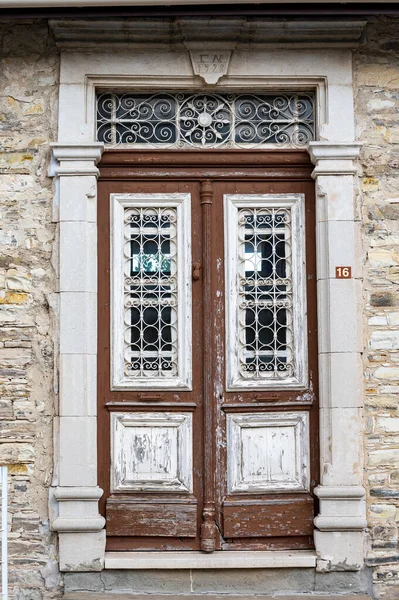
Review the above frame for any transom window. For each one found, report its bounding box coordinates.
[97,92,315,148]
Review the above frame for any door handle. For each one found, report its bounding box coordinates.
[192,261,201,281]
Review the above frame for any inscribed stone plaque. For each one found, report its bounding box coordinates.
[189,50,231,84]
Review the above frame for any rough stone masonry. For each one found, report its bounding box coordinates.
[0,13,399,600]
[354,14,399,600]
[0,18,61,600]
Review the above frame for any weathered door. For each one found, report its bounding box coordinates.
[98,151,318,552]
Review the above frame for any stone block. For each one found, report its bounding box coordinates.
[374,367,399,381]
[315,531,364,571]
[319,408,363,485]
[0,420,35,442]
[191,568,314,594]
[387,312,399,326]
[376,417,399,433]
[0,442,34,464]
[368,449,399,468]
[317,278,362,354]
[60,221,97,293]
[59,531,105,572]
[102,570,192,594]
[315,569,372,593]
[59,176,97,223]
[370,504,397,520]
[370,292,398,307]
[369,248,399,268]
[59,292,96,355]
[59,354,96,417]
[317,219,361,280]
[6,269,31,292]
[322,84,356,142]
[58,83,90,143]
[319,352,363,409]
[59,417,97,487]
[370,330,399,350]
[64,572,105,593]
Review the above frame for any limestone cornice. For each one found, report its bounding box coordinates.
[51,143,105,177]
[49,17,367,51]
[308,142,363,177]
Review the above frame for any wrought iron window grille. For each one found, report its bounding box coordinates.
[124,207,178,379]
[97,92,315,149]
[238,207,293,381]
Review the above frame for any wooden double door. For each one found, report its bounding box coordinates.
[98,151,319,552]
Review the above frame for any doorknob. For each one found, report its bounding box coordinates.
[192,261,201,281]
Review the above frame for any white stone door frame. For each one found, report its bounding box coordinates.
[50,47,366,572]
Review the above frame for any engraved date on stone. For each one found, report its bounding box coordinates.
[190,51,231,84]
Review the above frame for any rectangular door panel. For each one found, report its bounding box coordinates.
[107,498,198,537]
[226,412,310,494]
[223,497,314,538]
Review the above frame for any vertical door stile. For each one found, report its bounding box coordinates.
[200,179,217,552]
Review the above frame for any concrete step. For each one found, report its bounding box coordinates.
[63,592,372,600]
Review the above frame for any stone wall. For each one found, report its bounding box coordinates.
[354,14,399,600]
[0,19,61,600]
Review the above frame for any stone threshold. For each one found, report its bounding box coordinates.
[105,550,317,570]
[63,595,372,600]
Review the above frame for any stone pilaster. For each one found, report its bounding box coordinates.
[308,142,366,571]
[50,143,106,572]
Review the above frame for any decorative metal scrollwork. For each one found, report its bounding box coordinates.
[124,207,178,378]
[97,92,315,148]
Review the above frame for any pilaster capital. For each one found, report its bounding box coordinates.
[307,142,363,177]
[50,142,104,177]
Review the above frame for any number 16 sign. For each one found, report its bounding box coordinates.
[335,266,352,279]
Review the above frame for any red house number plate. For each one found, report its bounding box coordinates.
[335,266,352,279]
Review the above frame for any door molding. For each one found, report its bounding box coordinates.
[50,45,365,573]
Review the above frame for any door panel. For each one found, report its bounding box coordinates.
[106,498,198,537]
[98,179,204,550]
[222,497,314,538]
[209,178,318,550]
[98,151,318,552]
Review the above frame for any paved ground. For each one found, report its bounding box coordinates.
[63,595,372,599]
